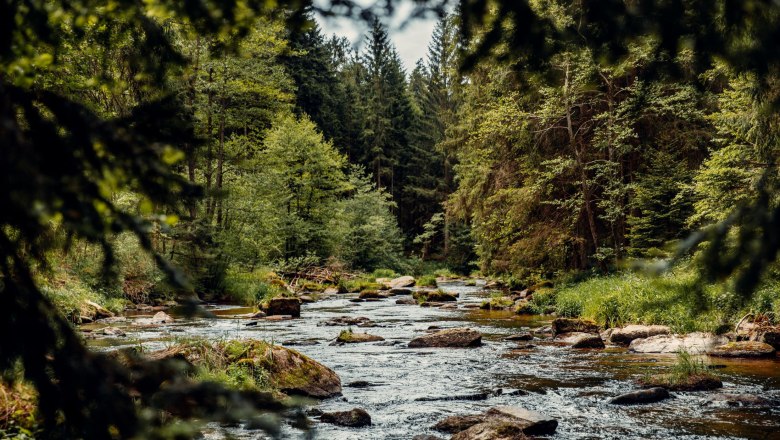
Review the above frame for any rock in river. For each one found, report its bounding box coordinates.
[609,387,670,405]
[319,408,371,427]
[413,289,457,302]
[336,331,385,343]
[359,290,387,299]
[451,420,527,440]
[710,341,776,358]
[261,297,301,318]
[705,393,775,407]
[408,328,482,348]
[433,415,487,433]
[608,325,671,345]
[390,276,416,288]
[389,287,412,295]
[628,332,729,354]
[146,340,341,398]
[435,406,557,439]
[571,333,605,349]
[551,318,599,336]
[320,316,374,327]
[505,333,533,341]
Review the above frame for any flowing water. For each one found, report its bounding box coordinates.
[86,281,780,439]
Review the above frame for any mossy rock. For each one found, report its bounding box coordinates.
[639,373,722,391]
[148,340,342,398]
[358,290,385,299]
[711,341,776,358]
[413,289,456,302]
[336,330,385,343]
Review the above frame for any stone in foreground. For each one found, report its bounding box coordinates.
[609,387,670,405]
[319,408,371,427]
[608,325,671,345]
[551,318,599,336]
[408,328,482,348]
[710,341,776,358]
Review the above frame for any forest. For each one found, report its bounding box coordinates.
[1,0,780,439]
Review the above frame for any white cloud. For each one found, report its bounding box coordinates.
[314,1,439,71]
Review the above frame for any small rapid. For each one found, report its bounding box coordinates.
[87,281,780,439]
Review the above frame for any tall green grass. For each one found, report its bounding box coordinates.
[552,266,729,332]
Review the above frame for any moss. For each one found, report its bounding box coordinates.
[465,279,477,286]
[300,281,326,292]
[480,294,514,310]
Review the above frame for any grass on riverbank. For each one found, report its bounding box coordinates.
[547,262,780,332]
[551,266,726,332]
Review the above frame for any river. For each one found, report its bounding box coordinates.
[87,281,780,439]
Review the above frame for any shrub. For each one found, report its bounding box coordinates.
[417,274,437,287]
[223,268,287,306]
[371,268,398,279]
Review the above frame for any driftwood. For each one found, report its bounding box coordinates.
[280,266,357,290]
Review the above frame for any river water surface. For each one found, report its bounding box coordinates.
[88,281,780,439]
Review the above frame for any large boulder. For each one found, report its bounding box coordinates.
[83,300,115,321]
[710,341,776,358]
[247,344,341,398]
[147,341,341,398]
[608,325,671,345]
[389,288,413,295]
[628,332,729,354]
[551,318,599,336]
[261,297,301,318]
[609,387,670,405]
[320,408,371,427]
[390,276,416,288]
[408,328,482,348]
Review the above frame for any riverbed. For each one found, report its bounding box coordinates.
[86,281,780,439]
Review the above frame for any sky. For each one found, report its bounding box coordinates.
[314,1,440,72]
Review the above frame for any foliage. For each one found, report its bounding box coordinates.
[417,274,438,287]
[222,268,287,306]
[552,264,740,332]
